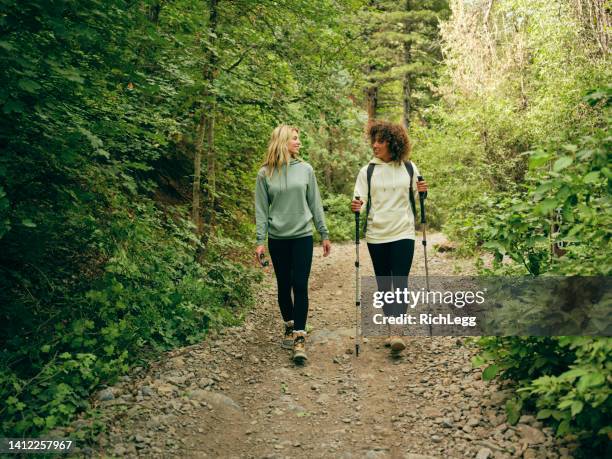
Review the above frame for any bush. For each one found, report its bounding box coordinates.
[0,197,260,437]
[473,337,611,454]
[317,193,355,242]
[470,88,611,456]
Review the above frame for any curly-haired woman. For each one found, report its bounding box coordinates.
[255,125,331,363]
[351,120,427,354]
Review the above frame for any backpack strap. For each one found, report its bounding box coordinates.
[363,163,376,234]
[404,161,417,221]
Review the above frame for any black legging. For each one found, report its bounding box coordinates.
[268,236,313,331]
[367,238,415,318]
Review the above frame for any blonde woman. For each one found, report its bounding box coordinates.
[255,125,331,363]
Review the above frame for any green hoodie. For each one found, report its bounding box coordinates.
[255,159,329,245]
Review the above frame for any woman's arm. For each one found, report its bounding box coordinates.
[255,171,269,247]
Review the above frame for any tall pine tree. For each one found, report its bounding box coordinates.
[358,0,449,125]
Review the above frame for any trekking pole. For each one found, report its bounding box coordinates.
[417,176,431,337]
[354,196,361,357]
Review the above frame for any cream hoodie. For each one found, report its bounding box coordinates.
[353,157,421,244]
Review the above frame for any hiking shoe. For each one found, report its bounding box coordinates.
[389,336,406,353]
[282,320,294,350]
[292,331,308,363]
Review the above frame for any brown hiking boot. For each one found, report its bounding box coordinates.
[282,320,294,349]
[389,336,406,353]
[292,331,308,363]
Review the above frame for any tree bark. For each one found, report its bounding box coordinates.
[148,1,161,23]
[325,126,333,189]
[193,0,219,235]
[193,113,205,234]
[402,0,412,129]
[205,112,215,227]
[402,76,411,129]
[365,83,378,123]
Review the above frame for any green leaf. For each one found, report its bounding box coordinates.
[562,144,578,153]
[0,40,16,51]
[33,417,45,427]
[570,401,583,417]
[553,156,573,172]
[482,364,499,381]
[17,79,41,93]
[21,218,36,228]
[535,198,558,214]
[482,241,506,255]
[536,409,553,420]
[577,372,605,392]
[561,368,588,381]
[528,152,551,169]
[41,344,51,353]
[583,171,600,183]
[471,354,486,367]
[506,398,522,425]
[533,182,554,198]
[556,419,571,436]
[558,399,573,410]
[45,415,57,429]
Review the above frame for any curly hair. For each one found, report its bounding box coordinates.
[367,120,411,163]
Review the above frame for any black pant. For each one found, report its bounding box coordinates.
[367,239,415,318]
[268,236,313,331]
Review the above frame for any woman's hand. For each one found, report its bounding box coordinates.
[351,199,363,212]
[417,180,428,193]
[322,239,331,257]
[255,245,265,264]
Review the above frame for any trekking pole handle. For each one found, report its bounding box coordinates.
[258,252,269,267]
[354,196,360,242]
[417,176,426,224]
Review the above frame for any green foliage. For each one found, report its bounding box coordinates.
[356,0,450,123]
[317,194,356,242]
[422,1,612,454]
[459,87,611,276]
[0,199,259,436]
[473,336,611,451]
[1,0,354,439]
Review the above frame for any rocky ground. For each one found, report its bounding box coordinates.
[71,234,579,458]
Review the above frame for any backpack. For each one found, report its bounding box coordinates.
[362,161,418,235]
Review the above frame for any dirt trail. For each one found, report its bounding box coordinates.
[91,234,575,459]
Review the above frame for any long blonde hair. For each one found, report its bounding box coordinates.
[264,125,299,176]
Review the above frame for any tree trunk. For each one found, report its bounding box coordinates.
[402,0,412,129]
[365,84,378,123]
[204,0,219,229]
[193,113,205,234]
[193,0,219,235]
[205,113,215,227]
[402,76,411,129]
[148,1,161,23]
[325,126,333,189]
